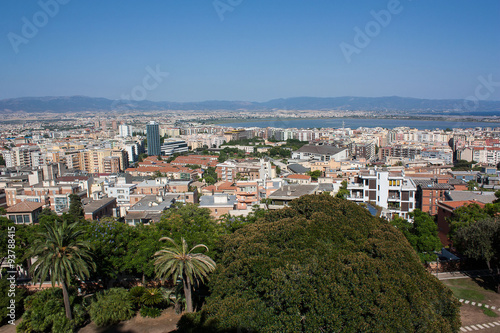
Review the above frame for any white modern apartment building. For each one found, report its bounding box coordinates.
[347,169,416,220]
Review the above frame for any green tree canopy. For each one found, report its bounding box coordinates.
[81,218,134,283]
[156,203,223,250]
[449,203,491,237]
[390,209,442,262]
[203,166,218,185]
[28,220,95,320]
[307,170,321,181]
[68,194,84,221]
[335,180,349,198]
[178,195,460,332]
[454,217,500,272]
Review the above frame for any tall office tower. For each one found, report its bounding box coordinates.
[147,121,161,156]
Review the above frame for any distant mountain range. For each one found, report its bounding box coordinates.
[0,95,499,114]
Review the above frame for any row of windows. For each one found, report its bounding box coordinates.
[9,214,31,224]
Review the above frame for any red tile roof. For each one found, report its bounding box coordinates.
[287,174,311,180]
[438,200,485,211]
[6,201,44,213]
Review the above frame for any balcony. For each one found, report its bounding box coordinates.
[387,203,401,210]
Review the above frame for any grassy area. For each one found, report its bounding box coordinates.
[482,307,499,317]
[443,279,489,302]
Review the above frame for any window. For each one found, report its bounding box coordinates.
[23,215,30,223]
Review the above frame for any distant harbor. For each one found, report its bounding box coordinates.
[218,117,500,130]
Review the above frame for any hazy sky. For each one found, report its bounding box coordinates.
[1,0,499,102]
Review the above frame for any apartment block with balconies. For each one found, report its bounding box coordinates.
[347,169,416,220]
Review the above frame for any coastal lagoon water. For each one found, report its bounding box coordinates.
[219,118,500,130]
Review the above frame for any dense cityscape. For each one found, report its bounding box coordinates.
[2,1,500,332]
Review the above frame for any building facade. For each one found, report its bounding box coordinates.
[147,121,161,156]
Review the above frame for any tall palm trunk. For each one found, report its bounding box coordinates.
[61,281,73,320]
[183,277,193,312]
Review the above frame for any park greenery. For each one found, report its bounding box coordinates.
[451,159,481,171]
[390,209,442,262]
[178,195,461,332]
[3,192,490,332]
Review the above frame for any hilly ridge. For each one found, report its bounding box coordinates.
[0,95,499,114]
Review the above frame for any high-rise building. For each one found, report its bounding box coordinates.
[119,124,132,138]
[147,121,161,156]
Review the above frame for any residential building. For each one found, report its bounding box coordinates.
[6,201,44,224]
[83,197,117,220]
[347,169,416,220]
[199,194,239,217]
[292,145,348,161]
[286,174,312,185]
[268,184,319,209]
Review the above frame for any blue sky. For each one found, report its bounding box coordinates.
[1,0,499,102]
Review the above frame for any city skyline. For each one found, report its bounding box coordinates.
[1,0,499,103]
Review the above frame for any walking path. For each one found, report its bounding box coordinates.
[460,322,500,331]
[436,270,495,281]
[458,299,499,311]
[458,299,500,331]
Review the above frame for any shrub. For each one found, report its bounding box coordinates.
[129,286,146,308]
[140,288,164,306]
[0,277,27,325]
[89,288,135,327]
[16,288,87,333]
[140,306,162,318]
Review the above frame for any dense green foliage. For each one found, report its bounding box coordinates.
[157,203,222,250]
[140,306,162,318]
[203,166,218,185]
[267,146,291,158]
[390,209,442,262]
[28,220,95,319]
[89,288,135,327]
[454,217,500,271]
[307,170,321,180]
[448,202,500,237]
[178,195,461,332]
[222,138,265,146]
[17,288,88,333]
[451,159,476,171]
[0,277,26,325]
[68,194,84,220]
[335,180,349,198]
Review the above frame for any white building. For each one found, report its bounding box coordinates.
[347,169,416,220]
[119,124,133,138]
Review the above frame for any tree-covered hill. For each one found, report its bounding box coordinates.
[178,195,461,332]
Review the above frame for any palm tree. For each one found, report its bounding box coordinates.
[153,237,216,313]
[29,219,95,320]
